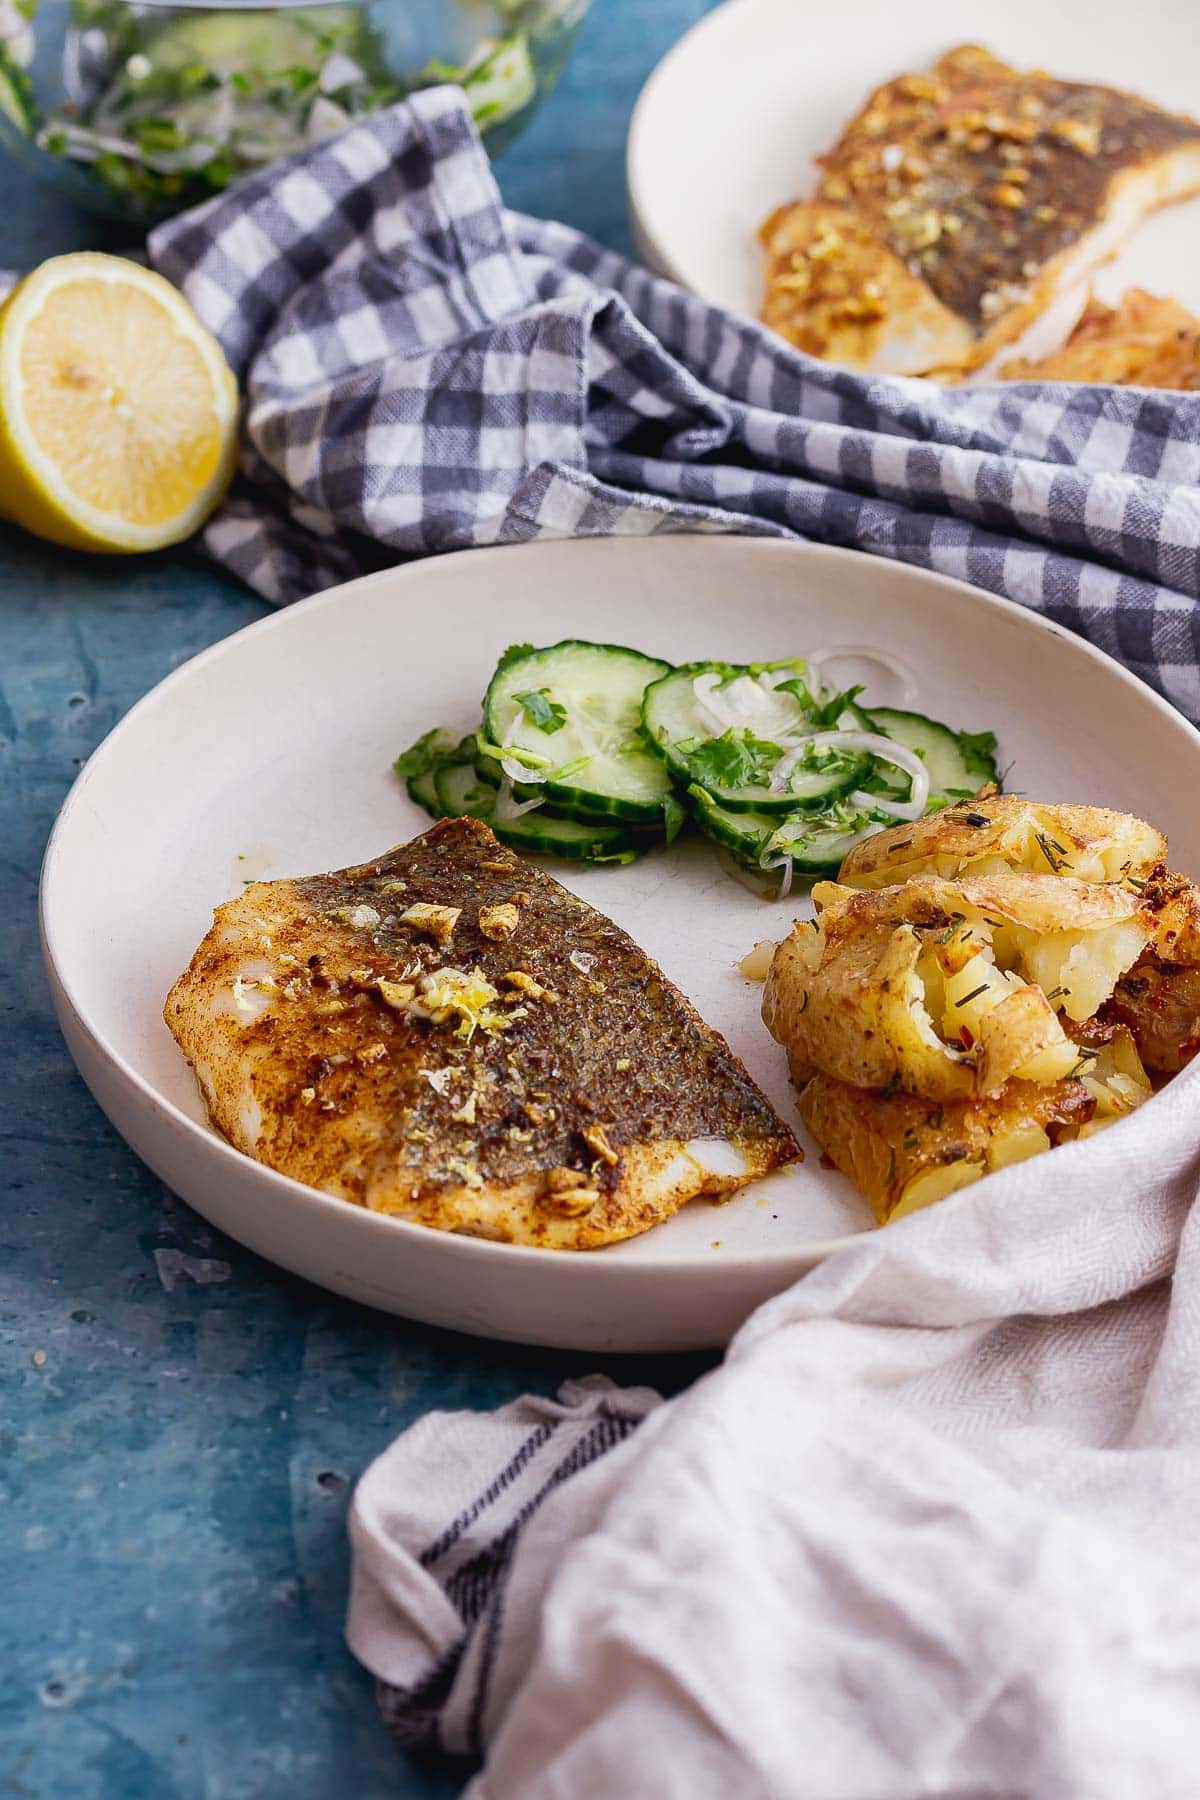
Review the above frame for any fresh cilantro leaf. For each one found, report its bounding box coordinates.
[775,677,818,711]
[957,728,998,765]
[662,794,687,845]
[419,55,465,83]
[683,729,781,791]
[178,62,218,95]
[135,117,185,155]
[858,767,910,798]
[775,679,863,727]
[274,64,320,95]
[814,683,864,728]
[393,727,463,780]
[768,795,874,854]
[514,688,568,734]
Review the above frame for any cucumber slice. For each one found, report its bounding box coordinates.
[500,813,639,865]
[687,786,773,866]
[689,787,884,879]
[477,743,681,835]
[138,7,364,78]
[474,738,669,834]
[0,45,37,137]
[763,813,884,876]
[406,767,441,817]
[483,640,674,823]
[434,761,497,821]
[643,661,868,813]
[642,661,806,778]
[475,728,627,818]
[867,709,999,804]
[482,763,683,838]
[473,744,500,787]
[435,761,641,865]
[459,34,536,128]
[394,727,471,819]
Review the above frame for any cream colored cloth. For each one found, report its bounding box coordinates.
[348,1061,1200,1797]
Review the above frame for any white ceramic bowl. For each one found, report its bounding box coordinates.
[41,536,1200,1350]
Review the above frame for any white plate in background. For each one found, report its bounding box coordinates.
[627,0,1200,359]
[40,536,1200,1350]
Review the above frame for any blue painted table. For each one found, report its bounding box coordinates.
[0,7,718,1793]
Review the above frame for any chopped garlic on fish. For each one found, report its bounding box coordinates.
[401,902,461,945]
[329,903,381,929]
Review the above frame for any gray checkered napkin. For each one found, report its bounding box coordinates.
[150,87,1200,718]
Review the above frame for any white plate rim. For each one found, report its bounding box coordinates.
[39,535,1200,1301]
[626,0,745,290]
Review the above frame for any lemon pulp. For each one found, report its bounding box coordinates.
[0,253,238,553]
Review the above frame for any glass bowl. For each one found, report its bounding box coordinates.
[0,0,589,223]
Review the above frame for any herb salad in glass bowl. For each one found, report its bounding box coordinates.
[0,0,589,221]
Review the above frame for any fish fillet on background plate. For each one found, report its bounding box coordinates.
[1001,287,1200,388]
[164,817,799,1250]
[760,43,1200,376]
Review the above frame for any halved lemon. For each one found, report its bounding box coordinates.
[0,252,239,554]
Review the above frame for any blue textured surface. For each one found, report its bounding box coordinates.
[0,6,717,1795]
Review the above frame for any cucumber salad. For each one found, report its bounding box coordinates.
[0,1,582,217]
[395,639,1001,895]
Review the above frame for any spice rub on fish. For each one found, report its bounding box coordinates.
[164,817,799,1249]
[760,44,1200,376]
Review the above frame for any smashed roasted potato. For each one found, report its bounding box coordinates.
[798,1071,1098,1223]
[838,795,1165,890]
[762,798,1195,1224]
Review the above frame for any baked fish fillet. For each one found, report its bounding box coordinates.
[165,817,799,1249]
[761,44,1200,376]
[1002,287,1200,389]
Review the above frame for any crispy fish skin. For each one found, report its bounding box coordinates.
[164,817,799,1249]
[762,44,1200,375]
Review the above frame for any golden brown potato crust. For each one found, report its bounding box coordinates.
[800,1071,1095,1225]
[838,795,1165,889]
[762,798,1200,1222]
[839,803,1200,1082]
